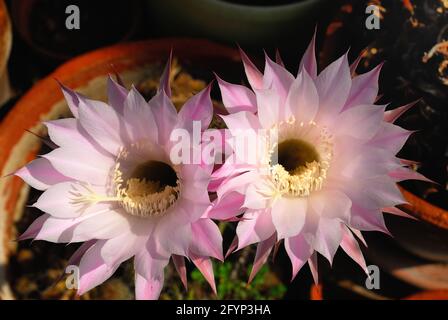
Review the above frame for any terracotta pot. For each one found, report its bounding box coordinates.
[310,283,448,300]
[0,38,240,299]
[0,0,12,107]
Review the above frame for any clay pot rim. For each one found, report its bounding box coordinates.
[0,0,12,73]
[398,185,448,230]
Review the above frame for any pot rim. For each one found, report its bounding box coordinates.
[0,0,12,73]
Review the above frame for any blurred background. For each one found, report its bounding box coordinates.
[0,0,447,300]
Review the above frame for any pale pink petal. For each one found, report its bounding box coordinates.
[236,209,276,249]
[254,87,280,128]
[284,234,313,281]
[67,240,96,267]
[107,75,128,114]
[43,146,114,186]
[239,47,264,90]
[32,182,110,218]
[286,69,319,123]
[350,203,390,234]
[33,209,132,243]
[310,189,352,222]
[275,49,285,67]
[368,122,413,154]
[315,53,351,116]
[216,75,257,113]
[159,51,173,97]
[45,118,91,149]
[243,183,270,210]
[383,100,418,123]
[153,213,192,257]
[298,30,318,79]
[123,86,158,143]
[343,63,383,111]
[177,84,213,132]
[18,214,50,240]
[349,227,367,247]
[340,225,368,274]
[204,192,244,221]
[333,104,385,140]
[216,171,259,200]
[271,197,307,240]
[134,249,168,300]
[388,167,434,183]
[220,111,261,136]
[382,206,417,220]
[190,253,216,295]
[58,82,81,118]
[308,252,319,284]
[78,96,127,156]
[100,232,144,267]
[225,235,239,258]
[263,53,294,105]
[366,175,406,208]
[148,90,177,145]
[15,157,69,190]
[190,219,223,260]
[312,218,343,264]
[77,240,120,296]
[349,49,365,76]
[248,233,276,283]
[172,255,188,290]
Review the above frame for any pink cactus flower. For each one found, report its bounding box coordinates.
[15,58,222,299]
[210,34,429,283]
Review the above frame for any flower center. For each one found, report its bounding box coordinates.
[276,139,320,175]
[269,118,333,197]
[113,144,180,218]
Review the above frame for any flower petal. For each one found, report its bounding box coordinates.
[286,69,319,123]
[315,53,351,117]
[43,146,114,186]
[271,197,307,240]
[216,75,257,113]
[190,219,223,260]
[177,84,213,132]
[239,47,264,90]
[77,240,120,296]
[284,233,313,281]
[123,86,159,143]
[107,75,128,114]
[340,225,368,274]
[172,255,188,290]
[248,233,276,283]
[236,209,276,249]
[33,182,110,218]
[263,54,294,105]
[15,157,69,190]
[78,96,127,155]
[190,252,216,295]
[149,90,177,145]
[298,30,318,79]
[343,63,382,111]
[333,104,385,140]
